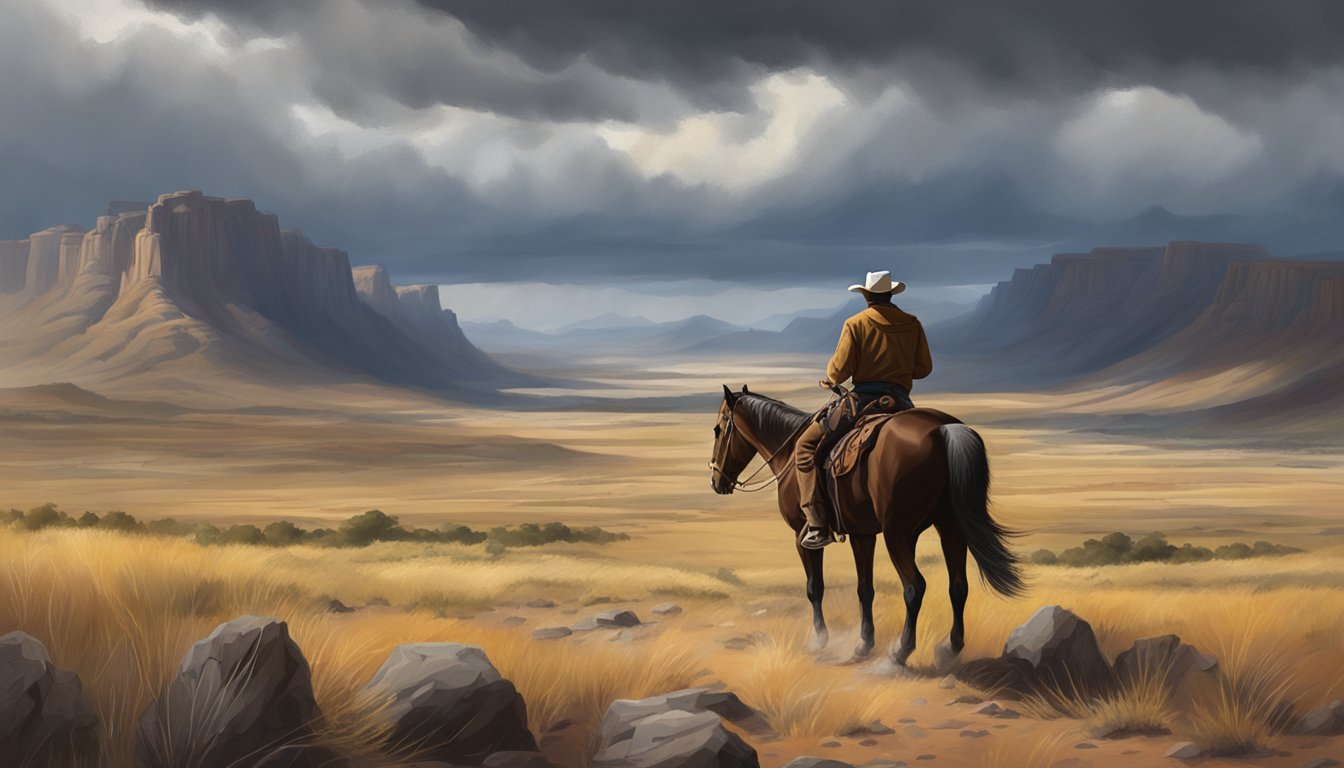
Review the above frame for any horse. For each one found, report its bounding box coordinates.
[708,384,1023,668]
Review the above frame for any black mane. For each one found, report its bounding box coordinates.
[738,392,811,449]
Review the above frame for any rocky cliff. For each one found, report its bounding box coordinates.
[0,191,529,399]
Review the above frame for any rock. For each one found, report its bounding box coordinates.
[930,720,969,730]
[532,627,573,640]
[840,720,894,737]
[483,751,562,768]
[911,698,927,705]
[1113,634,1218,695]
[1003,606,1114,696]
[135,616,326,768]
[1303,759,1341,768]
[526,599,557,609]
[1164,742,1206,759]
[652,603,683,617]
[362,643,536,764]
[783,758,855,768]
[1291,701,1344,735]
[859,739,877,746]
[325,598,355,613]
[724,632,769,651]
[950,694,983,705]
[971,702,1001,716]
[1074,742,1097,749]
[595,609,642,628]
[365,597,391,607]
[592,707,758,768]
[960,730,989,738]
[0,631,100,767]
[822,741,842,748]
[503,616,527,625]
[601,688,774,737]
[938,675,956,689]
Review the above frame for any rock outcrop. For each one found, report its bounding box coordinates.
[0,191,528,399]
[362,643,536,765]
[956,606,1115,698]
[135,616,330,768]
[1112,634,1218,694]
[0,631,100,768]
[592,697,759,768]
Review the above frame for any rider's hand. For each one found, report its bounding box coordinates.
[818,378,833,388]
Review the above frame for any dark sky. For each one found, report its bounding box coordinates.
[5,0,1344,286]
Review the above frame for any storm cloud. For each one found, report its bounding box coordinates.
[4,0,1344,288]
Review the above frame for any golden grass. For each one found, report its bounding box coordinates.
[3,527,1344,766]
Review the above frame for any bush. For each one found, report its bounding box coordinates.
[338,509,404,547]
[99,511,143,533]
[218,524,265,546]
[263,520,305,546]
[1036,532,1301,568]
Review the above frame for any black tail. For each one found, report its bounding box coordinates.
[939,423,1026,598]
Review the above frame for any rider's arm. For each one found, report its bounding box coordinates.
[913,321,933,379]
[826,321,858,386]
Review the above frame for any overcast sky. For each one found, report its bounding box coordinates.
[5,0,1344,324]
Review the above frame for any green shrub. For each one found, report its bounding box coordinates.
[263,520,306,546]
[338,509,404,547]
[98,511,143,533]
[1030,548,1058,565]
[219,524,265,546]
[1036,532,1301,568]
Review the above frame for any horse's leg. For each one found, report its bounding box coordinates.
[797,542,828,652]
[883,532,926,667]
[934,519,969,673]
[849,533,877,658]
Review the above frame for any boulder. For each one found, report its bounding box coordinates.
[1291,700,1344,735]
[0,632,100,767]
[593,707,757,768]
[1113,635,1217,695]
[135,616,327,768]
[596,609,642,628]
[652,603,683,617]
[1003,606,1114,696]
[596,688,772,738]
[363,643,536,764]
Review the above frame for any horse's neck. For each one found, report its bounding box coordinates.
[737,404,802,471]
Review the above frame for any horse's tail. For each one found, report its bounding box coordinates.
[939,423,1026,598]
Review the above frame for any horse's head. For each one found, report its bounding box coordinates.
[709,384,757,495]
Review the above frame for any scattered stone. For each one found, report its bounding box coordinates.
[362,643,536,764]
[1291,701,1344,735]
[0,631,100,767]
[595,609,641,628]
[1074,742,1097,750]
[897,718,917,724]
[859,739,878,747]
[931,719,970,730]
[365,597,391,607]
[532,627,573,640]
[938,675,956,689]
[1003,605,1115,697]
[782,759,854,768]
[325,598,355,613]
[1164,742,1206,759]
[599,688,774,737]
[583,596,615,606]
[134,616,327,768]
[823,741,842,748]
[503,616,527,625]
[916,756,936,762]
[840,720,894,737]
[911,697,927,706]
[526,599,557,609]
[592,705,757,768]
[751,609,768,616]
[971,702,1001,715]
[1303,759,1341,768]
[724,632,769,651]
[651,603,683,617]
[858,761,907,768]
[960,729,989,738]
[949,694,982,705]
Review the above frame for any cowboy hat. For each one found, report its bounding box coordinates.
[848,270,906,295]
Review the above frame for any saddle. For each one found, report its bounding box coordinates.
[820,393,909,478]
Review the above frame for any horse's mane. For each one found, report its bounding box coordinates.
[738,392,810,446]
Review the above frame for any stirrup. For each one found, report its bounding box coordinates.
[799,526,836,550]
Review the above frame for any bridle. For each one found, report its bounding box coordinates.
[709,394,830,493]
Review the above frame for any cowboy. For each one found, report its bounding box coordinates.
[795,270,933,549]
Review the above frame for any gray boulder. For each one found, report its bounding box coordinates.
[596,610,642,628]
[363,643,536,764]
[0,632,100,768]
[1113,635,1217,694]
[135,616,328,768]
[1003,606,1114,697]
[605,688,773,737]
[1291,700,1344,735]
[593,707,757,768]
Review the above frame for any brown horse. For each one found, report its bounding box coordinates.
[709,385,1023,668]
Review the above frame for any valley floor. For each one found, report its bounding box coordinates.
[0,352,1342,767]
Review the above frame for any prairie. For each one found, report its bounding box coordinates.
[1,354,1342,767]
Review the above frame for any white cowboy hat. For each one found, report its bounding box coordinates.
[848,270,906,295]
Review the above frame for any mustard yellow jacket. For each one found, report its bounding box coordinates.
[826,305,933,391]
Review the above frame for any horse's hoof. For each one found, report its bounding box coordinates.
[890,640,914,667]
[853,641,875,660]
[934,638,962,674]
[807,630,830,653]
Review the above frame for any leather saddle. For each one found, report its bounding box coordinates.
[821,393,909,478]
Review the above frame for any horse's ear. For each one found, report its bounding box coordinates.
[741,385,750,394]
[722,384,735,402]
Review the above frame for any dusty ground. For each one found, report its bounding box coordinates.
[1,352,1342,767]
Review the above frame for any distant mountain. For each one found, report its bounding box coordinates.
[0,190,535,402]
[554,313,657,332]
[463,313,748,356]
[937,240,1344,433]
